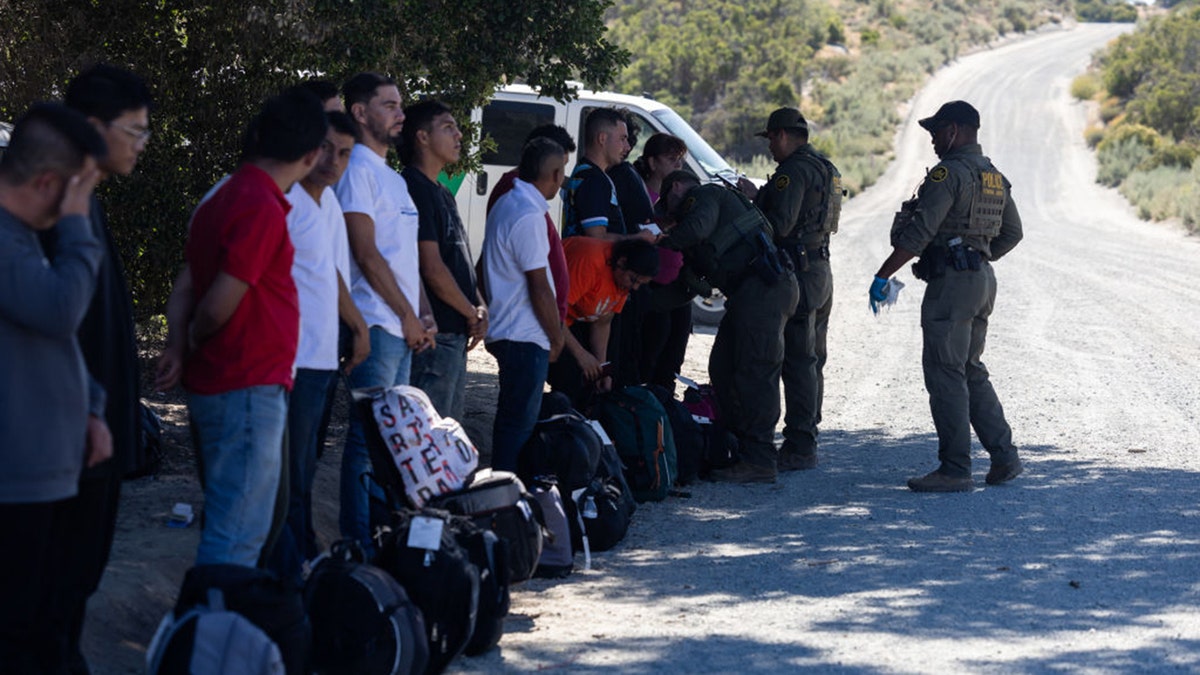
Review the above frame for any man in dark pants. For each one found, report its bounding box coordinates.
[743,107,842,471]
[59,64,153,674]
[660,171,798,484]
[870,100,1023,493]
[1,103,110,675]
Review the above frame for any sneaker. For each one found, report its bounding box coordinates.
[907,470,974,493]
[779,450,818,472]
[710,462,777,484]
[986,458,1023,485]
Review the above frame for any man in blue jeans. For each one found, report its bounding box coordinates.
[482,138,568,470]
[404,99,488,420]
[336,73,434,552]
[177,87,327,566]
[273,111,370,578]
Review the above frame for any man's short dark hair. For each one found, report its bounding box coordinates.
[64,64,153,123]
[517,137,564,183]
[611,238,660,278]
[0,103,108,184]
[326,110,359,142]
[243,86,327,163]
[660,169,701,206]
[301,79,340,104]
[398,99,453,165]
[584,107,625,146]
[618,107,642,149]
[342,72,396,112]
[525,124,576,154]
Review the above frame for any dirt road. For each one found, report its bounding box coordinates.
[88,21,1200,674]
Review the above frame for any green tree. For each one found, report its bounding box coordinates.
[0,0,626,320]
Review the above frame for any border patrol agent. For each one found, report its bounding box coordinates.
[748,107,843,471]
[660,171,799,484]
[870,100,1024,493]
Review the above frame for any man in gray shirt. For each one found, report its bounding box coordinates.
[0,102,110,673]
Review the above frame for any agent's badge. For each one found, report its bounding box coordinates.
[928,166,949,183]
[774,174,791,190]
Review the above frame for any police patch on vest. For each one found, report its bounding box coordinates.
[929,166,948,182]
[774,174,790,190]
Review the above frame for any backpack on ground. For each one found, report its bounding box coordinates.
[593,386,677,502]
[646,384,702,486]
[681,383,740,475]
[518,411,603,493]
[146,586,284,675]
[149,564,311,675]
[562,430,637,553]
[373,508,480,674]
[528,476,574,579]
[452,526,510,656]
[304,540,429,675]
[427,468,544,585]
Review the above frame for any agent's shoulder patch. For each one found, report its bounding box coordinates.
[928,166,949,183]
[774,174,791,190]
[681,196,697,213]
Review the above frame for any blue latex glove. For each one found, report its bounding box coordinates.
[869,276,889,315]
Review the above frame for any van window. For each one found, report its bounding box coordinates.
[481,100,556,166]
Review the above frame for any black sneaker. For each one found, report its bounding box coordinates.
[907,470,974,493]
[986,458,1023,485]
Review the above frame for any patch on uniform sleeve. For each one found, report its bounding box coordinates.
[928,166,949,183]
[682,196,696,213]
[774,174,791,190]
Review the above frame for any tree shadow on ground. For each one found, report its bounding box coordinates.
[454,427,1200,673]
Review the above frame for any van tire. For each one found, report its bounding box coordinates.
[692,292,726,326]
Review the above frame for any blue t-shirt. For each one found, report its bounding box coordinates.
[561,161,627,238]
[403,166,477,336]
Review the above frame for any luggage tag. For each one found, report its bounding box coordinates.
[407,515,444,567]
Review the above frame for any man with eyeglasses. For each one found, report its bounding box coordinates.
[870,100,1024,493]
[48,63,154,673]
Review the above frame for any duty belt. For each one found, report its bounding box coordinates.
[912,244,984,281]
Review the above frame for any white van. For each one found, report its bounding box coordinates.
[451,84,742,323]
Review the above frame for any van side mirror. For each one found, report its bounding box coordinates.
[475,170,489,196]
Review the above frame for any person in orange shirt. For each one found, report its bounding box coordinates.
[547,236,658,408]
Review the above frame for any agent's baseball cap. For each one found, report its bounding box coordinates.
[756,107,808,137]
[919,100,980,131]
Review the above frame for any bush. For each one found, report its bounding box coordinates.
[1084,126,1106,149]
[1118,164,1194,222]
[1096,128,1158,186]
[1071,73,1101,101]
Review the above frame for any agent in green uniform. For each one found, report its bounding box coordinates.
[744,107,843,471]
[660,171,799,484]
[870,100,1024,493]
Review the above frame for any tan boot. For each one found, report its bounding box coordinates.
[907,470,974,493]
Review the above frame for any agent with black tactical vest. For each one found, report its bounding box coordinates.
[870,100,1024,493]
[660,170,799,484]
[740,107,843,472]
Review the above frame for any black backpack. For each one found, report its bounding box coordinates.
[565,433,637,553]
[147,587,283,675]
[168,565,311,675]
[304,541,429,674]
[373,508,480,674]
[427,468,544,585]
[519,411,603,493]
[452,526,510,656]
[646,384,702,485]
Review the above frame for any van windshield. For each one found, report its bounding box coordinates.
[651,108,736,180]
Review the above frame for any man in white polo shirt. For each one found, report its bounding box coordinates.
[483,137,567,471]
[335,72,434,552]
[272,110,370,579]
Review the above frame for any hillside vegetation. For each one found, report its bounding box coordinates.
[606,0,1077,194]
[1074,3,1200,231]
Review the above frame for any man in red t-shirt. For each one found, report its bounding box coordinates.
[180,87,327,567]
